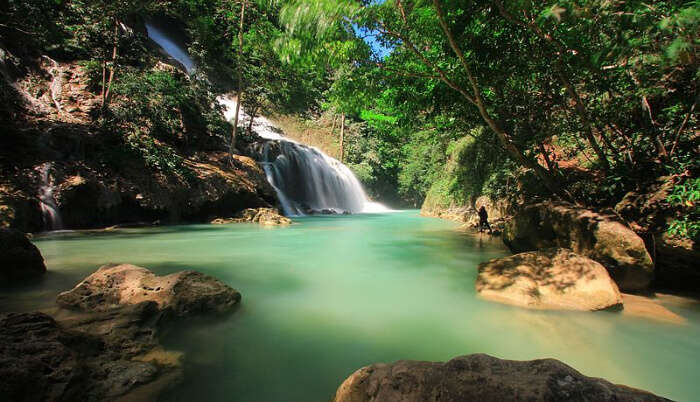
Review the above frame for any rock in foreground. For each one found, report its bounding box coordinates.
[0,264,241,401]
[211,207,291,226]
[57,264,241,319]
[334,354,668,402]
[0,228,46,281]
[503,202,653,292]
[476,248,623,311]
[0,311,181,402]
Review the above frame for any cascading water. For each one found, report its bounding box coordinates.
[144,22,195,74]
[219,97,390,215]
[144,24,389,216]
[35,162,64,231]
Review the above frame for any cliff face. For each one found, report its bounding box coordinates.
[0,43,277,232]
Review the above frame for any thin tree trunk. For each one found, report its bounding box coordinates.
[539,142,556,173]
[100,58,107,106]
[339,113,345,163]
[669,97,697,157]
[103,21,119,108]
[330,114,337,135]
[247,106,257,135]
[229,0,246,163]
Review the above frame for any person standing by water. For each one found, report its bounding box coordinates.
[478,206,492,233]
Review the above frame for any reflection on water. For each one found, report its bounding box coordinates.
[8,211,700,401]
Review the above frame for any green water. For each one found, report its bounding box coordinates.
[5,211,700,401]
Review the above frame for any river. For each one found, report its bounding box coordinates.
[4,211,700,401]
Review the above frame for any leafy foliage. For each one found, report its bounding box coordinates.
[668,177,700,239]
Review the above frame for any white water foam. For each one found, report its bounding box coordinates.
[35,162,64,231]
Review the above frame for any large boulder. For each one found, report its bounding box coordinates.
[56,264,241,319]
[503,202,653,292]
[333,354,668,402]
[476,248,623,311]
[0,228,46,281]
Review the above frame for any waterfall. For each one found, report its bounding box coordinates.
[219,97,390,216]
[35,162,64,231]
[145,22,195,74]
[145,25,390,216]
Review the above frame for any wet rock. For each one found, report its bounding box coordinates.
[56,264,241,319]
[0,228,46,281]
[0,311,177,402]
[0,264,242,400]
[0,312,90,402]
[333,353,668,402]
[476,248,623,311]
[503,202,653,292]
[211,207,291,226]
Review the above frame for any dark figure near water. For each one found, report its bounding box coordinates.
[478,206,492,233]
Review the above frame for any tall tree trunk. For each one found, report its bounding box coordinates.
[229,0,246,164]
[103,21,119,108]
[339,113,345,162]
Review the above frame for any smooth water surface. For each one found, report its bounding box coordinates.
[6,211,700,401]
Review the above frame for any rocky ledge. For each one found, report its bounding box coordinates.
[503,202,653,292]
[1,264,240,401]
[333,353,669,402]
[476,248,623,311]
[211,207,291,226]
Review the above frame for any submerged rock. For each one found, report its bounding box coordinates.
[56,264,241,319]
[503,202,653,292]
[211,207,291,226]
[0,228,46,281]
[333,353,668,402]
[476,248,623,311]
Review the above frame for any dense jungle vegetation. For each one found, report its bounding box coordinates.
[1,0,698,238]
